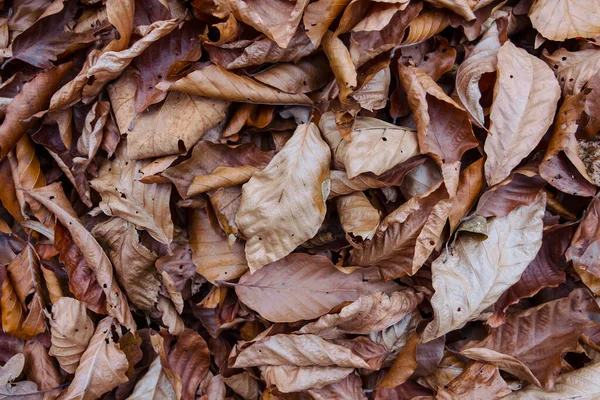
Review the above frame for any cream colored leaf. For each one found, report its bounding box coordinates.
[92,218,160,312]
[73,101,110,173]
[187,166,258,197]
[157,64,312,105]
[126,356,179,400]
[351,67,391,111]
[29,183,135,330]
[234,334,370,369]
[529,0,600,41]
[456,19,505,127]
[189,208,247,283]
[108,70,228,160]
[422,192,546,342]
[484,41,560,186]
[261,365,353,393]
[48,298,94,374]
[335,191,381,240]
[320,112,419,179]
[0,354,25,385]
[235,123,330,270]
[156,296,184,336]
[541,48,600,96]
[90,144,174,245]
[235,253,400,322]
[299,291,422,339]
[82,19,178,103]
[59,317,129,400]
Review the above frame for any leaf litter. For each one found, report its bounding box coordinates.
[0,0,599,399]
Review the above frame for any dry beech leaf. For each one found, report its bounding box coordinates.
[235,123,330,270]
[435,362,511,400]
[402,9,450,46]
[126,348,181,400]
[308,372,367,400]
[167,329,211,400]
[456,19,507,127]
[92,218,160,312]
[322,31,357,102]
[424,0,476,21]
[253,53,333,94]
[59,317,129,400]
[189,208,248,283]
[567,197,600,277]
[47,297,94,374]
[484,41,560,186]
[335,191,381,240]
[28,183,135,330]
[319,112,419,179]
[261,365,354,393]
[299,290,423,338]
[0,353,25,385]
[23,339,61,393]
[157,64,312,105]
[529,0,600,41]
[303,0,352,47]
[235,253,400,322]
[90,144,174,245]
[398,64,478,195]
[540,91,597,197]
[108,70,229,160]
[541,48,600,96]
[422,192,546,342]
[461,288,600,389]
[449,158,485,231]
[187,165,258,197]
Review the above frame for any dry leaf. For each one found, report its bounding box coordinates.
[529,0,600,41]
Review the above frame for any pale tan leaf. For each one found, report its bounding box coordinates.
[335,192,381,240]
[308,372,367,400]
[402,9,449,45]
[90,144,174,245]
[126,356,180,400]
[187,166,258,197]
[157,64,312,105]
[235,123,330,270]
[351,67,391,111]
[320,112,419,179]
[0,353,25,385]
[484,41,560,186]
[233,333,371,368]
[435,362,511,400]
[261,365,353,393]
[73,101,110,173]
[424,0,475,20]
[28,183,135,330]
[299,291,422,339]
[529,0,600,41]
[23,339,61,392]
[235,253,400,323]
[92,218,160,312]
[422,192,546,342]
[541,48,600,96]
[58,317,129,400]
[253,53,333,94]
[189,208,247,283]
[322,32,357,101]
[303,0,352,47]
[41,264,63,305]
[107,70,228,160]
[223,372,259,400]
[456,19,506,127]
[48,297,94,374]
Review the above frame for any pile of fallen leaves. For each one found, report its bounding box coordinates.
[0,0,600,398]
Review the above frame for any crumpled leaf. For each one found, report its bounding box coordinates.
[308,372,367,400]
[126,351,181,400]
[484,41,560,186]
[235,253,400,323]
[461,288,600,389]
[435,362,511,400]
[23,339,61,393]
[567,197,600,276]
[542,48,600,96]
[167,329,211,400]
[59,317,129,400]
[422,192,546,342]
[235,123,330,270]
[529,0,600,41]
[335,191,381,241]
[320,112,419,179]
[90,144,174,245]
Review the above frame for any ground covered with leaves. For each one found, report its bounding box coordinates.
[0,0,600,398]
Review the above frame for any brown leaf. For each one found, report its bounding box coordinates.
[157,64,312,105]
[303,0,352,47]
[59,317,129,400]
[92,218,160,312]
[424,0,475,21]
[253,53,333,94]
[168,329,211,400]
[567,197,600,276]
[322,31,357,102]
[235,123,330,270]
[489,223,574,327]
[223,372,259,400]
[261,365,353,393]
[484,41,560,186]
[189,208,248,283]
[23,339,61,392]
[187,166,258,197]
[348,181,450,279]
[73,101,111,174]
[29,183,135,330]
[335,192,381,240]
[529,0,600,41]
[540,91,597,197]
[435,362,511,400]
[108,70,228,160]
[47,297,94,374]
[235,253,400,322]
[0,62,71,160]
[541,48,600,96]
[308,372,367,400]
[402,9,449,46]
[422,192,546,342]
[320,112,419,179]
[126,350,181,400]
[1,273,26,339]
[380,332,420,388]
[461,288,600,389]
[448,158,484,231]
[398,64,478,194]
[299,291,422,338]
[475,165,547,218]
[90,144,174,245]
